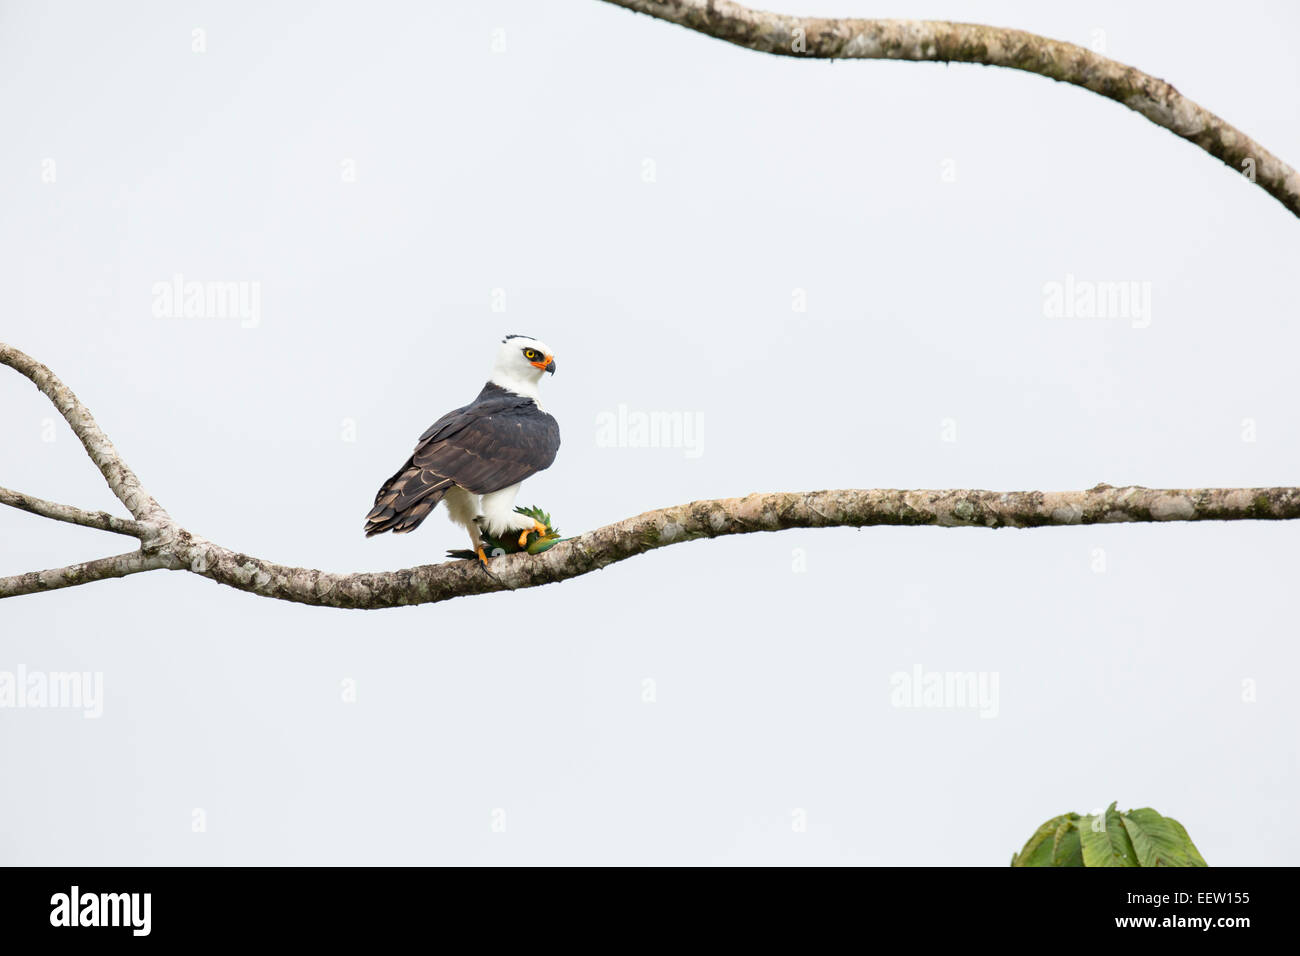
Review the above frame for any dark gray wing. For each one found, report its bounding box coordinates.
[365,384,559,536]
[413,386,559,495]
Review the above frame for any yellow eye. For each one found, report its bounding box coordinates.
[524,349,537,360]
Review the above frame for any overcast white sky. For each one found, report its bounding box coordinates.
[2,0,1298,865]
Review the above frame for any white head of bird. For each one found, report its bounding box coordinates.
[491,334,556,402]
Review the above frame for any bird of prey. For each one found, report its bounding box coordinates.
[364,334,560,565]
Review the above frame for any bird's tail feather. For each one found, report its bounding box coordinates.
[364,459,454,536]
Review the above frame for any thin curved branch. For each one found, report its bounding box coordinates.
[599,0,1300,218]
[0,343,168,522]
[0,549,175,600]
[0,486,147,537]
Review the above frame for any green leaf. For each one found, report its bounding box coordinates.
[1011,816,1064,867]
[1079,802,1139,867]
[1120,809,1208,867]
[1123,808,1188,867]
[1166,817,1208,866]
[1011,813,1083,867]
[1051,816,1083,867]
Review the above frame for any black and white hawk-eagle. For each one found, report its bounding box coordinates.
[364,335,560,564]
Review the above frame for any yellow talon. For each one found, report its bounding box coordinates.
[476,545,489,567]
[517,520,548,549]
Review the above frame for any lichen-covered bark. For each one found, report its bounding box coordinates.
[599,0,1300,218]
[0,486,146,537]
[126,485,1300,609]
[5,481,1299,606]
[0,550,172,599]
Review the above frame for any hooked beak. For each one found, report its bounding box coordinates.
[531,354,556,375]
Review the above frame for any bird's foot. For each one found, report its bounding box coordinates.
[517,520,548,548]
[476,545,489,568]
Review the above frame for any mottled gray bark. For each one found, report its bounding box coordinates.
[0,550,175,600]
[599,0,1300,218]
[2,344,167,522]
[3,342,1299,609]
[0,486,146,537]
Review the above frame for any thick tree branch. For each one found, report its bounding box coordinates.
[599,0,1300,218]
[154,485,1300,609]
